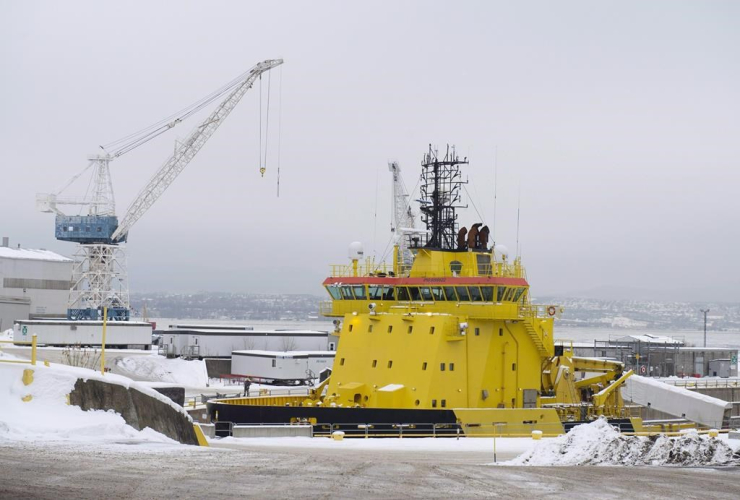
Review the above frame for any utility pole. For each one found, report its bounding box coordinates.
[700,309,710,348]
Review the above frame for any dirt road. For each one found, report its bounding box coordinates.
[1,441,739,499]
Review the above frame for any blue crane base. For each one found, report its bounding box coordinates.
[67,308,130,321]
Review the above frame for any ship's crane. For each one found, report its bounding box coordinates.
[37,59,283,320]
[388,161,421,274]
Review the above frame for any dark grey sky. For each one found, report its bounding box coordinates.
[1,1,738,301]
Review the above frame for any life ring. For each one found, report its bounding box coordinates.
[547,306,557,317]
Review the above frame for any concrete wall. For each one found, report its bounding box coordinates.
[70,378,198,445]
[205,358,231,378]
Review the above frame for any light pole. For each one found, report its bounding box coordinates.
[700,309,710,348]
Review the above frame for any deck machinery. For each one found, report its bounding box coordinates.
[208,145,641,436]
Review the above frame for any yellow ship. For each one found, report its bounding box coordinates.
[209,145,641,436]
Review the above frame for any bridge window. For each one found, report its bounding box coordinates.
[468,286,483,301]
[431,287,444,300]
[504,287,516,301]
[382,286,395,300]
[481,286,494,302]
[340,286,355,300]
[396,287,410,301]
[442,287,457,301]
[497,286,507,302]
[455,287,471,301]
[513,288,525,302]
[408,287,421,301]
[419,287,434,301]
[368,286,384,300]
[477,254,492,275]
[326,286,341,300]
[352,285,367,300]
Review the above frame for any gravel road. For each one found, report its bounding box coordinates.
[1,440,739,499]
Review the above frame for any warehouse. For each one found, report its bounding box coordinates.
[0,238,72,329]
[159,325,337,359]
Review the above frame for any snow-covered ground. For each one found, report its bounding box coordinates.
[215,434,536,459]
[507,418,740,466]
[0,351,186,446]
[112,354,209,387]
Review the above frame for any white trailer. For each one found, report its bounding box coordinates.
[159,327,336,359]
[14,319,152,348]
[231,350,335,384]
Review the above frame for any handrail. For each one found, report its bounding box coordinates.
[0,334,38,366]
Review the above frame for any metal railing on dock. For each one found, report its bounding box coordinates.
[0,334,38,366]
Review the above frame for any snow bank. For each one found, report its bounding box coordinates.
[112,355,208,387]
[507,418,740,466]
[0,361,186,445]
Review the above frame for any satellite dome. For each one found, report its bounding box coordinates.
[348,241,364,260]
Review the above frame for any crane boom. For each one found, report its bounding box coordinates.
[389,161,416,269]
[111,58,283,242]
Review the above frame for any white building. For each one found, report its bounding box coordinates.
[0,238,73,329]
[160,326,338,359]
[231,350,335,383]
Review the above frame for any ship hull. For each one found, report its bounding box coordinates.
[207,401,635,437]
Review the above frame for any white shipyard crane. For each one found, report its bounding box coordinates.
[388,161,417,272]
[37,59,283,320]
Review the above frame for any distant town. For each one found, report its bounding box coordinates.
[130,292,740,331]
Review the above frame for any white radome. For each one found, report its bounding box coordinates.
[348,241,364,260]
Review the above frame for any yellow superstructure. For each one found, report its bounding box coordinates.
[208,145,637,435]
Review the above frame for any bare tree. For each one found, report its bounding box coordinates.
[280,336,297,352]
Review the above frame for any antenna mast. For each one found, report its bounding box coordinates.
[418,145,468,250]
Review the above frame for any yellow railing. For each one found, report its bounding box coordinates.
[661,378,740,389]
[519,304,560,320]
[0,334,38,366]
[329,259,394,278]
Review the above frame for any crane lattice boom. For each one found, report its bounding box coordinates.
[111,58,283,242]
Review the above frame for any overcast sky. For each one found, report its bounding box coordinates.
[1,1,738,301]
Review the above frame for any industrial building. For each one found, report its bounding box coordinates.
[0,238,72,330]
[231,350,335,384]
[159,325,338,359]
[571,334,738,378]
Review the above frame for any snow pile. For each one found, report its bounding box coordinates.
[0,361,185,445]
[508,418,740,466]
[1,328,13,340]
[112,355,208,387]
